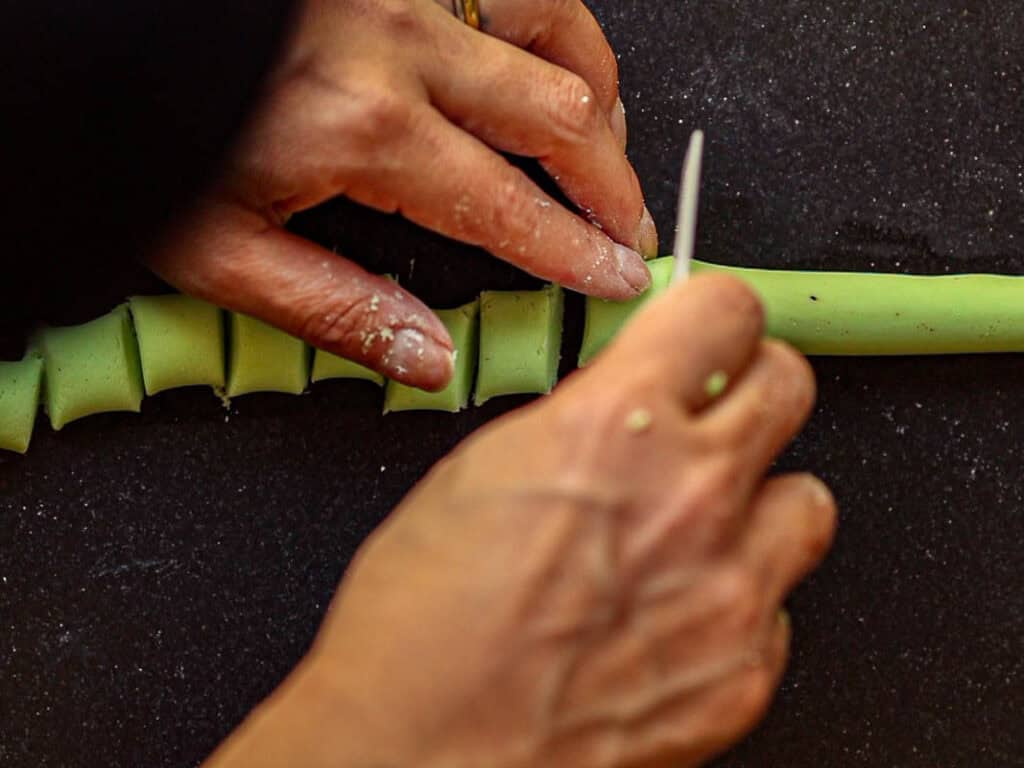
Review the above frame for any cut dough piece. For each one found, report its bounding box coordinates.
[129,294,225,395]
[37,305,144,430]
[0,356,44,453]
[384,300,479,413]
[579,256,675,365]
[475,284,563,405]
[311,351,384,386]
[226,313,309,397]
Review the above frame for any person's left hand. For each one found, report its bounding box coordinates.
[150,0,657,392]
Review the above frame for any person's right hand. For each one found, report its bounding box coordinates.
[203,275,837,768]
[150,0,656,393]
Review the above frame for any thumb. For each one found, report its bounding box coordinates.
[148,200,454,391]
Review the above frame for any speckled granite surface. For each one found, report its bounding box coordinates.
[2,1,1022,765]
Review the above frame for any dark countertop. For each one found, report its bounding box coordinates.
[2,1,1023,765]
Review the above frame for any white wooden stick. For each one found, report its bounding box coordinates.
[670,130,705,283]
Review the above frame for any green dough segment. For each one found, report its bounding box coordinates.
[475,284,564,405]
[226,313,309,397]
[38,305,144,430]
[579,256,675,365]
[583,256,1024,360]
[128,294,225,395]
[311,351,384,386]
[0,356,44,453]
[384,300,479,413]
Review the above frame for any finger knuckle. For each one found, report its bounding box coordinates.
[348,87,415,148]
[680,461,734,520]
[375,0,423,36]
[545,72,603,144]
[483,170,540,244]
[713,565,761,630]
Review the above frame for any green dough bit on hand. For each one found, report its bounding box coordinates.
[311,351,384,386]
[475,284,564,405]
[226,313,309,397]
[579,256,675,365]
[128,294,225,395]
[691,260,1024,354]
[0,356,44,453]
[37,305,144,430]
[384,300,478,413]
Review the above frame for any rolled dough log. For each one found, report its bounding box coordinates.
[693,260,1024,354]
[582,257,1024,361]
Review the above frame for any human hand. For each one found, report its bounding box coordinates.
[150,0,657,392]
[204,275,836,768]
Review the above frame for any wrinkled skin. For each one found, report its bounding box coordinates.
[150,0,657,392]
[204,276,838,768]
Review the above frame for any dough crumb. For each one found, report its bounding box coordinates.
[624,407,653,433]
[213,386,232,411]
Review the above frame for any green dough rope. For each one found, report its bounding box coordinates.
[11,255,1024,453]
[384,300,479,413]
[36,305,144,430]
[475,284,563,405]
[693,260,1024,354]
[0,356,44,453]
[129,294,225,395]
[582,257,1024,363]
[226,313,309,397]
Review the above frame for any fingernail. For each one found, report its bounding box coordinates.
[638,207,658,259]
[610,97,628,150]
[614,243,651,293]
[382,328,454,391]
[807,475,835,511]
